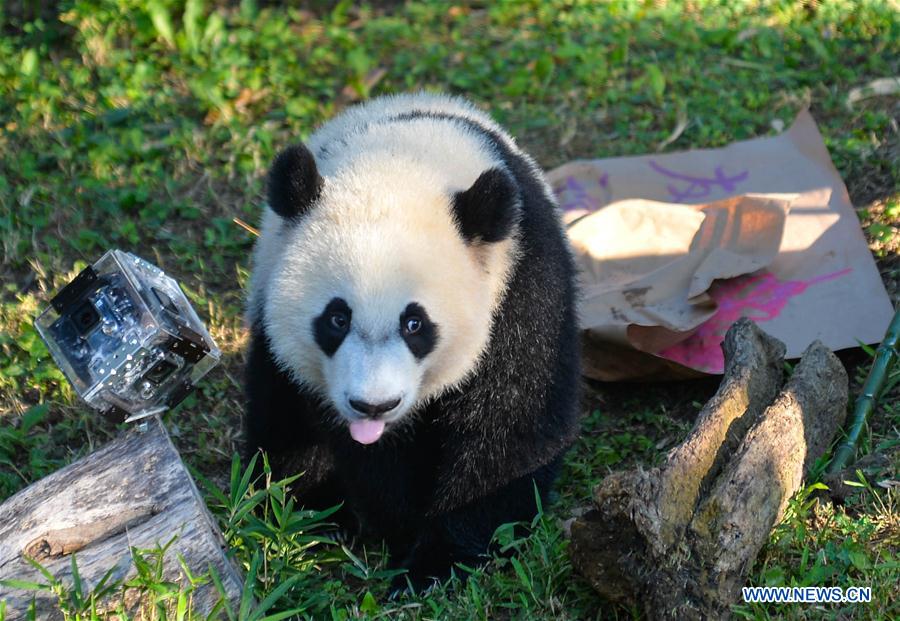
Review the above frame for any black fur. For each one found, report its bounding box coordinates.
[400,302,438,360]
[312,297,351,357]
[451,167,519,243]
[245,105,580,591]
[268,143,323,219]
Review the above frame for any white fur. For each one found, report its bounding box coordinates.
[248,93,529,427]
[325,335,420,424]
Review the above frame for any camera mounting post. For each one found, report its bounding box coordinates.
[35,250,221,423]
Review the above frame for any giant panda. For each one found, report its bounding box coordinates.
[244,92,580,591]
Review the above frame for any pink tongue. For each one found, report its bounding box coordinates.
[349,419,386,445]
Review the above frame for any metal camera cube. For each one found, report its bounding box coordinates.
[35,250,220,419]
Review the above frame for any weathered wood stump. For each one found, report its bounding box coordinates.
[570,318,849,619]
[0,416,242,619]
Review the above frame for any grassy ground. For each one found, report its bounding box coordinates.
[1,0,898,618]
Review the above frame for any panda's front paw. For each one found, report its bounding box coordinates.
[387,554,483,598]
[387,569,443,599]
[386,541,454,598]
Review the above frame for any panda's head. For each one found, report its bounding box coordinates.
[259,143,520,445]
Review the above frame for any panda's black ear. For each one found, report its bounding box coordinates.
[268,143,324,219]
[451,168,519,244]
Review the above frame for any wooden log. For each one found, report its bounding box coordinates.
[570,319,786,604]
[683,342,849,616]
[570,320,849,620]
[0,416,242,619]
[647,317,787,554]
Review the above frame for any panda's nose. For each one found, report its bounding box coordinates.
[349,397,401,418]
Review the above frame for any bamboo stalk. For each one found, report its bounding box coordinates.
[827,308,900,474]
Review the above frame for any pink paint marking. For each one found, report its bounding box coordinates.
[659,268,852,373]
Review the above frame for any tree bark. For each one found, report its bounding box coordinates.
[0,416,242,620]
[570,318,849,619]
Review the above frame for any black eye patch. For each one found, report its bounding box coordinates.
[400,302,438,360]
[312,297,351,357]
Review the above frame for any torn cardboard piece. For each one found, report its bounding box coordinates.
[548,110,894,380]
[573,194,794,350]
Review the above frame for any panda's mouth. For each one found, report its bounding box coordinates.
[341,391,409,444]
[348,419,386,444]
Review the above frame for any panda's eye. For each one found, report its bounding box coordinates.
[404,317,422,334]
[329,312,349,331]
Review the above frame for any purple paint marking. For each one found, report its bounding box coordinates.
[556,175,606,213]
[648,160,749,203]
[555,174,612,213]
[659,268,852,373]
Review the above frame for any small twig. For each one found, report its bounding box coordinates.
[846,77,900,109]
[23,507,158,560]
[233,217,260,237]
[656,108,689,152]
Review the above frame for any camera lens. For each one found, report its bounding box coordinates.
[72,299,100,336]
[144,358,177,385]
[152,287,179,314]
[140,381,156,400]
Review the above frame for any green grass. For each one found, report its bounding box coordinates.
[1,0,898,618]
